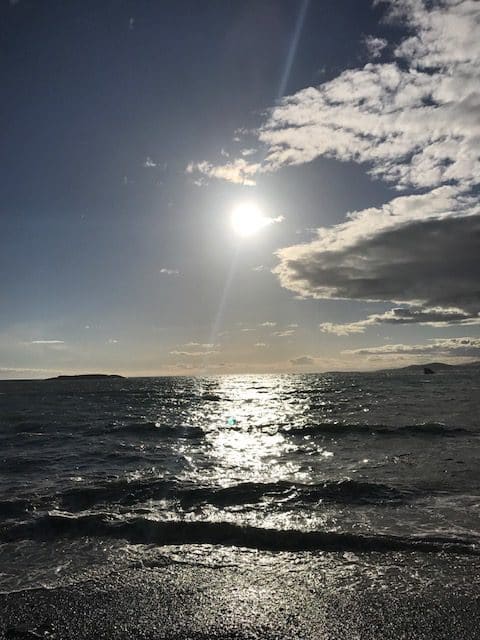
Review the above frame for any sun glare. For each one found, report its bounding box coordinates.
[231,203,269,237]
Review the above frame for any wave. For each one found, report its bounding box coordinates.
[1,514,478,556]
[104,422,205,439]
[283,422,470,437]
[56,477,181,511]
[0,479,414,518]
[178,480,411,508]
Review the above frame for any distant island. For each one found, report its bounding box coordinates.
[381,361,480,374]
[326,361,480,375]
[45,374,125,380]
[399,362,454,372]
[398,361,479,372]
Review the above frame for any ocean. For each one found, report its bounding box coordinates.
[1,369,479,595]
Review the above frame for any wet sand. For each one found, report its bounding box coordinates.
[1,552,479,639]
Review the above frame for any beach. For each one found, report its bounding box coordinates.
[1,549,480,639]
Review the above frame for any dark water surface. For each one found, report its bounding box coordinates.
[0,370,479,592]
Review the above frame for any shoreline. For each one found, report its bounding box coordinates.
[1,551,479,639]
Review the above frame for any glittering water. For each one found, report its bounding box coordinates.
[0,369,479,592]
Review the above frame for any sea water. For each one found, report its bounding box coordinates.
[0,370,479,592]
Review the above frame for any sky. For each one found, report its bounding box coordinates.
[1,0,479,378]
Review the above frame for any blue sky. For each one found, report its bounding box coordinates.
[1,0,479,378]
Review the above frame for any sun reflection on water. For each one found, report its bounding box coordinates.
[208,428,288,484]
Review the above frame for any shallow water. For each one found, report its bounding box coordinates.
[0,370,479,592]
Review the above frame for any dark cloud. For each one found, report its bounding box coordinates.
[276,209,480,315]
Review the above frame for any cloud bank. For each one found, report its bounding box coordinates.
[276,187,479,315]
[320,306,480,335]
[345,337,480,358]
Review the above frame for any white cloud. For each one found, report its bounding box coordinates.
[160,268,180,275]
[170,350,218,357]
[259,321,277,327]
[320,306,480,334]
[364,35,388,58]
[186,159,260,186]
[254,342,267,348]
[320,322,367,336]
[30,340,65,345]
[345,336,480,358]
[188,1,480,190]
[143,157,156,167]
[273,329,296,337]
[249,0,480,191]
[184,342,215,348]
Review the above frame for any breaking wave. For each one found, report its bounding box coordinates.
[0,479,418,518]
[1,514,478,556]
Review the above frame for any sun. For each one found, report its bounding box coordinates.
[231,203,269,237]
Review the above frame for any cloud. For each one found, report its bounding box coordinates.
[368,306,480,326]
[186,159,260,186]
[319,322,367,336]
[364,35,388,58]
[30,340,65,345]
[184,342,215,348]
[259,321,277,327]
[273,329,296,337]
[143,157,156,167]
[275,187,480,319]
[254,342,267,348]
[320,306,480,334]
[218,1,480,191]
[170,350,218,357]
[344,337,480,358]
[290,355,315,365]
[160,268,180,275]
[191,2,480,190]
[241,148,257,157]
